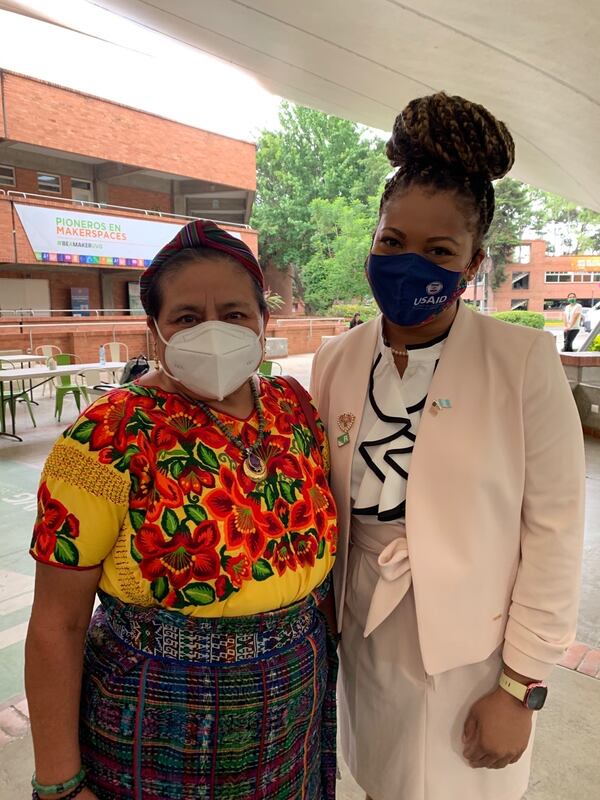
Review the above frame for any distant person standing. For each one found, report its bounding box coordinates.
[349,312,364,329]
[563,293,583,351]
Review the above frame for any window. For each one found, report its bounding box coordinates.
[71,178,92,192]
[71,178,93,202]
[512,271,530,290]
[511,299,529,310]
[0,165,16,187]
[545,271,600,284]
[513,245,531,264]
[37,173,61,193]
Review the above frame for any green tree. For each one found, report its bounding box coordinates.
[527,189,600,254]
[302,196,379,312]
[485,178,537,288]
[251,102,389,298]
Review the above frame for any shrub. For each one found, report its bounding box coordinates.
[491,311,545,329]
[328,303,379,321]
[590,335,600,352]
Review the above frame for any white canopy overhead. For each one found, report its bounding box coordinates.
[5,1,600,209]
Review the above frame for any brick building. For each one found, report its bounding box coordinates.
[463,240,600,315]
[0,71,259,317]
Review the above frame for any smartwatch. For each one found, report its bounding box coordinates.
[499,671,548,710]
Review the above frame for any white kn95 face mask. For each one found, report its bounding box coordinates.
[155,319,263,401]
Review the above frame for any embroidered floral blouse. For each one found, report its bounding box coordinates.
[30,378,337,616]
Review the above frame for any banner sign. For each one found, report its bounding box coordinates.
[15,205,242,267]
[571,255,600,271]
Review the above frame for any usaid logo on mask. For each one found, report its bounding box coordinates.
[426,282,444,296]
[367,252,467,327]
[414,280,447,307]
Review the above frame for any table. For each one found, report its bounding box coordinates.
[0,354,49,366]
[0,362,125,441]
[0,355,53,403]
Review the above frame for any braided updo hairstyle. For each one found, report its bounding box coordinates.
[381,92,515,248]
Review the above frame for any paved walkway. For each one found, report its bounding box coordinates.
[1,352,599,797]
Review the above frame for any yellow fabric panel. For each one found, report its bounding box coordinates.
[30,439,129,569]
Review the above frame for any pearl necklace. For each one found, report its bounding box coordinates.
[383,337,409,358]
[194,379,268,482]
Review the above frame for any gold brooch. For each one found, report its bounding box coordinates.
[337,412,355,447]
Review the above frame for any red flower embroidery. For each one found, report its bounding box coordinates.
[31,482,79,563]
[84,390,156,453]
[271,538,297,576]
[135,520,220,590]
[204,466,284,561]
[326,524,338,555]
[179,465,215,495]
[292,532,318,568]
[301,465,337,536]
[225,553,252,588]
[260,384,303,435]
[149,394,227,451]
[129,435,184,521]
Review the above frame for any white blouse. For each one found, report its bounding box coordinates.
[351,324,448,523]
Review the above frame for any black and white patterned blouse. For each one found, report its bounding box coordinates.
[351,326,449,522]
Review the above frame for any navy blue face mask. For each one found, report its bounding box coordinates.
[367,252,470,327]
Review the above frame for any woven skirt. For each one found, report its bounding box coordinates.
[80,583,337,800]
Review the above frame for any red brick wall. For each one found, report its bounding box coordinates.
[0,201,14,263]
[0,72,5,137]
[107,184,172,213]
[464,240,600,314]
[1,72,256,190]
[265,319,347,354]
[0,317,149,362]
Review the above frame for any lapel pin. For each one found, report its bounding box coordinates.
[337,412,355,447]
[432,398,452,411]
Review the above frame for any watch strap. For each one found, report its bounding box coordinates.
[498,671,528,702]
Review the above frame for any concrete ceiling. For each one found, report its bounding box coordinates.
[4,1,600,210]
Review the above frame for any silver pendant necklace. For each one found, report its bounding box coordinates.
[194,379,268,482]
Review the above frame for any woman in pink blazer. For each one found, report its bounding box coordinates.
[310,92,585,800]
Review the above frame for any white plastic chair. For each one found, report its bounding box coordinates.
[35,345,62,397]
[102,341,129,362]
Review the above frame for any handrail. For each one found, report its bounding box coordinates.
[0,308,140,318]
[2,190,252,230]
[0,320,146,330]
[275,317,344,324]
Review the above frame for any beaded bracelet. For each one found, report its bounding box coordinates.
[32,767,86,797]
[32,777,87,800]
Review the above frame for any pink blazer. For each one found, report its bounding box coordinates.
[310,302,585,678]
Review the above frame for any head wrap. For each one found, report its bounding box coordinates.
[139,219,263,313]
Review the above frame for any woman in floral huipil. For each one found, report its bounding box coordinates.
[26,221,338,800]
